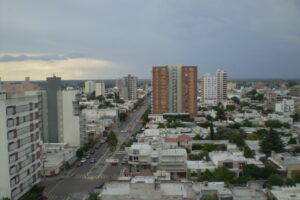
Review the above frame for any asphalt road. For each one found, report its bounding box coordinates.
[41,96,151,200]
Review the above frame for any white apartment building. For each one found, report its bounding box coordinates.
[0,92,42,200]
[201,73,216,104]
[60,90,81,147]
[275,99,294,113]
[116,74,137,100]
[201,70,228,104]
[100,176,234,200]
[95,81,105,97]
[84,80,96,94]
[126,143,187,177]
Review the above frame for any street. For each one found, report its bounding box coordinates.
[41,96,151,200]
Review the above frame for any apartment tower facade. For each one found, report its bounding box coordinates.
[116,74,137,101]
[152,65,197,117]
[0,91,42,200]
[216,69,228,103]
[201,70,228,104]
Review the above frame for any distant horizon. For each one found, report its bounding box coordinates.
[1,77,300,82]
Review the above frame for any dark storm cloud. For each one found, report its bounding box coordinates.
[0,0,299,79]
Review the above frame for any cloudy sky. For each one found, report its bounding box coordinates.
[0,0,299,81]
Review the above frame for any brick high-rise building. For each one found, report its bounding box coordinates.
[152,65,197,117]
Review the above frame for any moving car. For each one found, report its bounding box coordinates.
[121,130,127,133]
[106,158,119,166]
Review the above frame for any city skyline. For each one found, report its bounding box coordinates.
[1,0,300,80]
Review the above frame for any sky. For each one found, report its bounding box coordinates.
[0,0,300,81]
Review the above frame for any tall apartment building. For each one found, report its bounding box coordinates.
[290,86,300,97]
[44,76,81,147]
[45,76,61,143]
[216,69,228,103]
[84,80,96,94]
[201,73,216,103]
[152,65,197,117]
[116,74,137,100]
[201,70,228,104]
[0,90,42,200]
[95,81,105,97]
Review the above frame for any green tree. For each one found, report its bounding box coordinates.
[158,123,165,128]
[243,164,278,180]
[206,115,213,121]
[285,178,296,186]
[226,105,236,112]
[242,119,253,127]
[198,107,208,111]
[198,169,213,181]
[86,192,100,200]
[229,133,245,147]
[268,174,284,186]
[260,129,284,156]
[107,131,118,151]
[291,113,299,122]
[246,133,258,140]
[76,147,84,157]
[227,122,241,129]
[106,93,114,99]
[247,89,257,96]
[114,99,125,104]
[19,185,45,200]
[288,137,297,144]
[216,108,226,121]
[243,146,255,158]
[2,198,11,200]
[231,96,240,104]
[212,167,235,182]
[193,134,202,140]
[293,174,300,183]
[265,120,283,128]
[200,195,218,200]
[282,122,291,129]
[96,95,105,102]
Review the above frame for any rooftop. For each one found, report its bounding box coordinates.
[270,185,300,200]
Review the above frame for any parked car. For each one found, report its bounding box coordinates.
[100,139,106,144]
[94,184,102,193]
[90,149,95,154]
[85,154,90,159]
[76,161,83,167]
[80,158,87,163]
[121,130,127,133]
[89,158,96,163]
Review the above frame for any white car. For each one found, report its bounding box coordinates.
[80,158,87,163]
[121,130,127,133]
